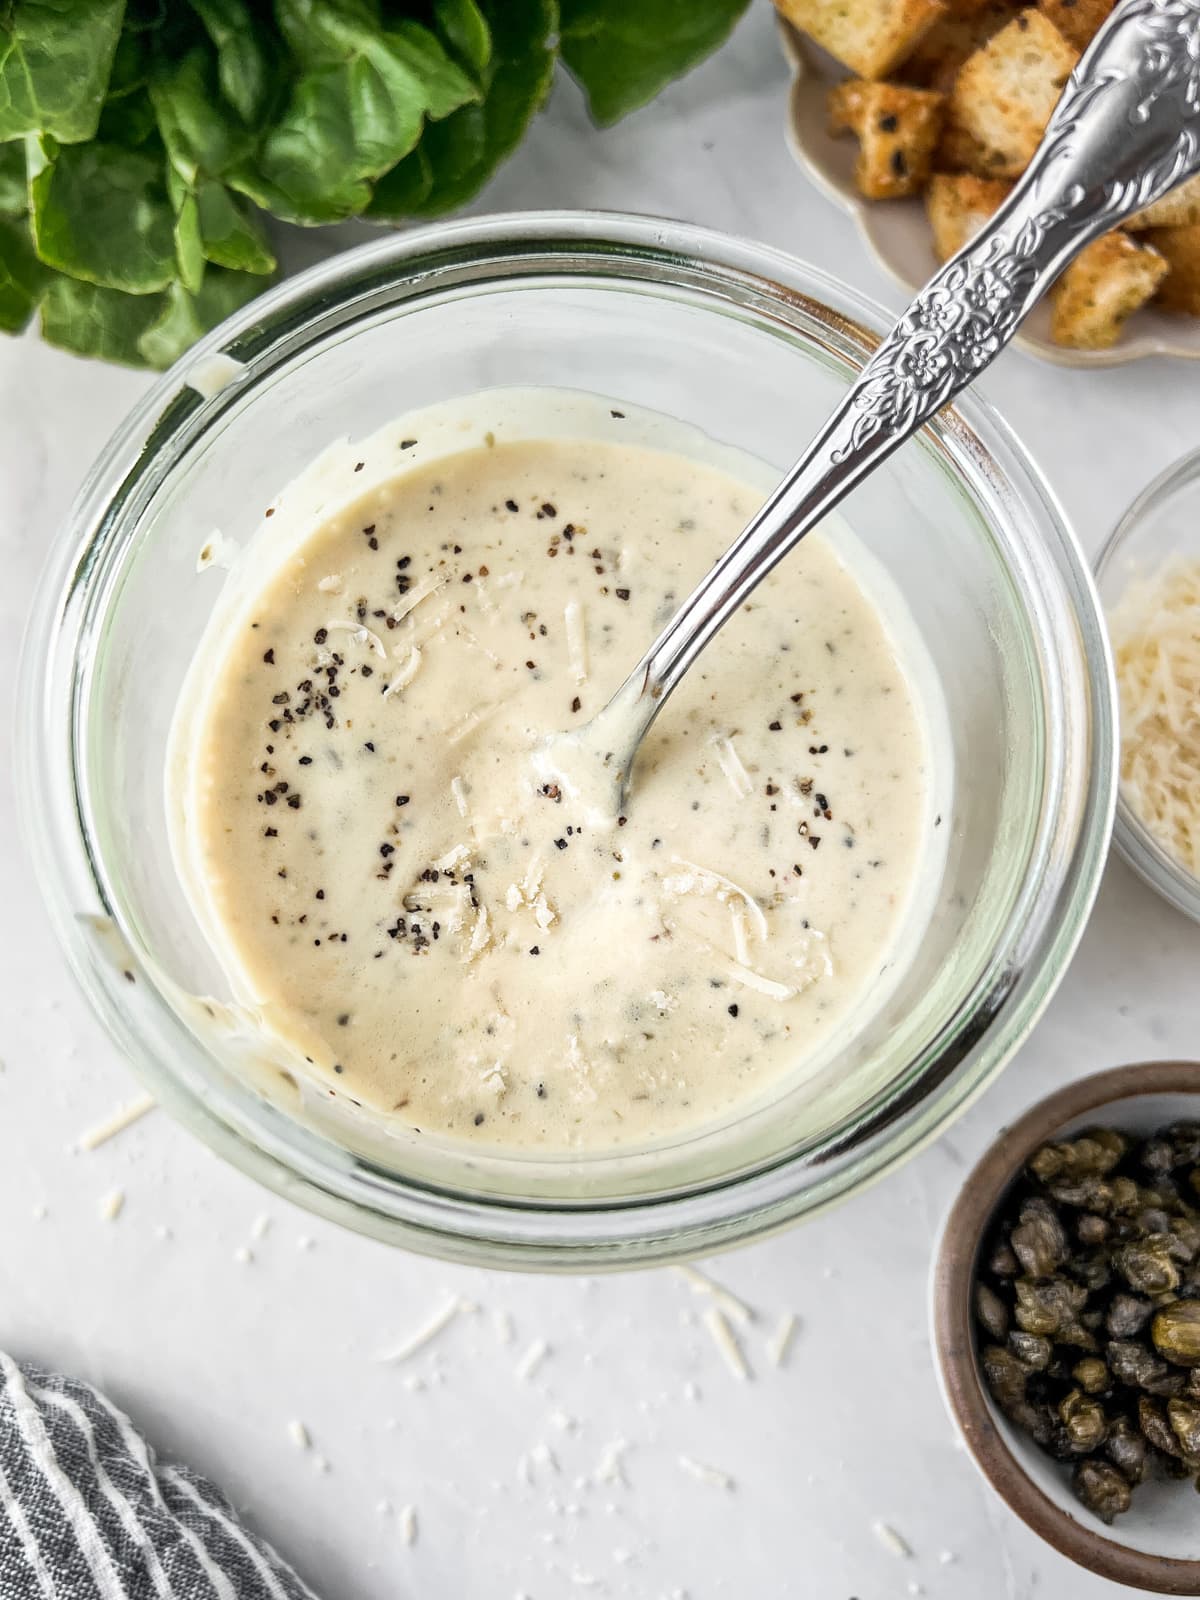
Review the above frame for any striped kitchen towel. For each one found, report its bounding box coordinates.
[0,1352,319,1598]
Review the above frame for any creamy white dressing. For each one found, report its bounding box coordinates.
[169,395,941,1151]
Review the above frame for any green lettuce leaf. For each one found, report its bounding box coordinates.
[173,187,204,291]
[433,0,491,77]
[3,0,753,367]
[96,86,159,146]
[28,134,177,292]
[230,20,478,224]
[187,0,274,126]
[0,212,48,330]
[0,0,126,143]
[39,274,167,364]
[195,177,275,274]
[273,0,381,66]
[368,0,554,220]
[0,142,27,216]
[136,263,263,366]
[149,43,252,181]
[559,0,750,125]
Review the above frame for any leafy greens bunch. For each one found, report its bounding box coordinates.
[0,0,749,368]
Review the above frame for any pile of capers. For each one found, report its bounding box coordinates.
[975,1122,1200,1523]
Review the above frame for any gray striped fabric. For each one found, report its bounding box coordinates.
[0,1354,319,1599]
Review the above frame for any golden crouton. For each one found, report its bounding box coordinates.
[936,121,1005,173]
[903,3,1015,92]
[1037,0,1114,49]
[946,11,1078,177]
[1144,225,1200,315]
[774,0,946,78]
[925,173,1014,259]
[1050,232,1168,349]
[828,81,945,198]
[1127,174,1200,232]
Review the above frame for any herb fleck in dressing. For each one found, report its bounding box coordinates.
[176,436,931,1149]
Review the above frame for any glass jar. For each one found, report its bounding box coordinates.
[17,213,1115,1268]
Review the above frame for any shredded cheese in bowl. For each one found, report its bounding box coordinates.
[1108,558,1200,879]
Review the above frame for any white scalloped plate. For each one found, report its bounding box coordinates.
[777,17,1200,367]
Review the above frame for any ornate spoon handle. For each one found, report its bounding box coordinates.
[632,0,1200,713]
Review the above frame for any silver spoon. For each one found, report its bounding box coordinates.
[539,0,1200,821]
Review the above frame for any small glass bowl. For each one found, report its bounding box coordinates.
[17,213,1116,1269]
[1095,451,1200,925]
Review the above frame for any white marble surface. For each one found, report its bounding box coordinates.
[3,9,1200,1598]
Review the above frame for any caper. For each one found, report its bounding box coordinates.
[1105,1416,1147,1483]
[1073,1356,1110,1396]
[1012,1210,1067,1278]
[1060,1389,1108,1452]
[1069,1251,1112,1294]
[1073,1460,1132,1524]
[1107,1339,1183,1396]
[1166,1123,1200,1168]
[1046,1176,1112,1211]
[1077,1213,1110,1247]
[974,1281,1009,1342]
[1008,1331,1052,1371]
[981,1345,1028,1414]
[1142,1138,1175,1178]
[1138,1395,1181,1458]
[1168,1397,1200,1458]
[1015,1277,1090,1344]
[1170,1217,1200,1264]
[1117,1237,1181,1295]
[1152,1301,1200,1367]
[987,1237,1020,1278]
[1107,1293,1152,1339]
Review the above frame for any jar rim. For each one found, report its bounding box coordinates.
[17,210,1117,1268]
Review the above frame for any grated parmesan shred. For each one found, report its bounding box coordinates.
[725,960,796,1001]
[712,734,753,800]
[322,619,386,659]
[77,1093,156,1151]
[674,1264,755,1326]
[564,600,588,684]
[729,900,751,967]
[767,1312,798,1367]
[375,1295,465,1363]
[677,1454,735,1490]
[391,571,446,624]
[873,1520,912,1558]
[664,856,769,943]
[1109,559,1200,875]
[382,647,422,700]
[515,1338,550,1382]
[702,1304,750,1380]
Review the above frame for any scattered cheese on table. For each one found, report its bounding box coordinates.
[77,1093,156,1151]
[701,1305,750,1381]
